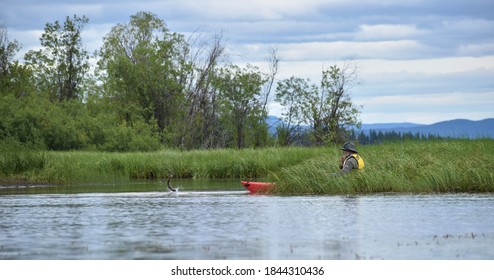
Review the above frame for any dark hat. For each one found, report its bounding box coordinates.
[340,142,358,153]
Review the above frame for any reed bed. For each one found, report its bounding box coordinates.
[0,145,324,184]
[1,139,493,194]
[270,139,494,194]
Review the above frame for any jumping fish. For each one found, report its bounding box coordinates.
[167,176,178,192]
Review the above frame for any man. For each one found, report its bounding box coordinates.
[339,142,365,174]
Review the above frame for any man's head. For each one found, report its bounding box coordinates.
[340,142,358,153]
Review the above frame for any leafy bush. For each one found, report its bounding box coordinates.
[0,95,162,152]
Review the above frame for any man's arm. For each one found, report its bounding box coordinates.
[340,157,358,174]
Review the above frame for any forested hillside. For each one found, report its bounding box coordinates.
[355,119,494,144]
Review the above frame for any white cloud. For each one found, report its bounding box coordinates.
[359,56,494,74]
[8,29,44,59]
[357,92,491,107]
[81,23,114,52]
[266,58,494,123]
[264,56,494,87]
[252,40,435,61]
[355,24,423,41]
[144,0,325,22]
[355,91,494,124]
[441,18,494,36]
[57,4,105,16]
[458,42,494,56]
[268,102,284,118]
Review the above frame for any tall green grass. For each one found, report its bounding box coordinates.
[2,139,493,194]
[0,145,324,184]
[0,140,47,184]
[270,139,494,194]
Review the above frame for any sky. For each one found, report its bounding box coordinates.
[1,0,494,124]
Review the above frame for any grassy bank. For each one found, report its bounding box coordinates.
[0,144,324,184]
[270,139,494,194]
[1,139,493,194]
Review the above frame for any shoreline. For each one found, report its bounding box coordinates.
[0,178,54,189]
[1,139,493,195]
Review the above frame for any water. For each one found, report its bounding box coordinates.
[1,181,494,259]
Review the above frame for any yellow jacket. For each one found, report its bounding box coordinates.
[341,153,365,173]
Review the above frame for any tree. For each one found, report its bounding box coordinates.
[311,63,362,144]
[24,15,89,101]
[0,25,34,99]
[253,47,279,147]
[0,25,20,79]
[215,64,267,148]
[275,76,315,145]
[180,31,226,149]
[276,63,362,146]
[97,12,189,143]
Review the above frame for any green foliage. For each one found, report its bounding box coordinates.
[24,15,90,101]
[0,146,324,184]
[97,11,188,136]
[0,95,45,146]
[1,25,21,76]
[1,26,35,98]
[0,139,46,178]
[99,120,160,152]
[275,76,314,146]
[0,93,161,152]
[1,13,365,152]
[275,64,362,146]
[215,64,268,148]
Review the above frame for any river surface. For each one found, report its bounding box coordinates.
[1,180,493,259]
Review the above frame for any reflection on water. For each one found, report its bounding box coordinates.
[0,178,243,195]
[1,183,494,259]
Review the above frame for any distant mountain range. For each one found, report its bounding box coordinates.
[266,117,494,139]
[359,118,494,139]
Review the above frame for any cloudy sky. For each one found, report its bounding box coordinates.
[2,0,493,124]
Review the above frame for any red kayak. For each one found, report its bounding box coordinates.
[241,181,275,194]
